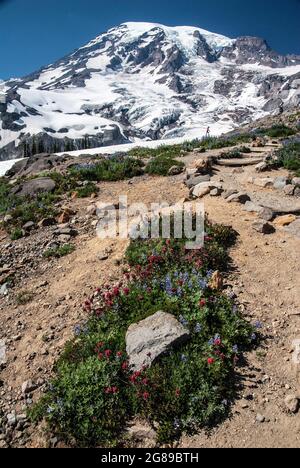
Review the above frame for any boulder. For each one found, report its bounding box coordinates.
[12,177,56,197]
[283,185,295,196]
[284,395,299,414]
[274,215,297,227]
[255,162,268,172]
[252,220,275,234]
[185,174,211,188]
[274,177,289,190]
[193,156,212,174]
[38,217,56,227]
[284,219,300,239]
[292,177,300,186]
[243,201,274,221]
[226,192,251,204]
[222,189,238,200]
[191,181,222,198]
[126,311,190,370]
[252,178,275,188]
[168,165,184,176]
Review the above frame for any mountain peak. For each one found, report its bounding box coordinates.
[0,22,299,161]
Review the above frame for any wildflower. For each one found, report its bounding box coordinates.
[98,352,104,360]
[122,361,128,370]
[105,349,112,359]
[123,288,130,296]
[47,406,54,414]
[74,325,81,336]
[179,315,189,327]
[207,358,215,365]
[113,287,120,297]
[181,354,188,363]
[194,323,202,333]
[251,333,257,341]
[232,345,239,354]
[142,392,150,400]
[116,351,123,358]
[254,321,263,329]
[142,378,149,386]
[199,299,206,307]
[221,399,228,406]
[208,338,214,346]
[175,388,181,397]
[214,338,221,347]
[173,418,181,429]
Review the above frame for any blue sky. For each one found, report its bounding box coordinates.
[1,0,300,79]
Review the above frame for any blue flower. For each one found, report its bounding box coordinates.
[221,399,228,406]
[194,323,202,333]
[47,406,54,414]
[179,315,189,327]
[74,325,81,336]
[232,345,239,354]
[254,321,263,329]
[208,338,214,346]
[181,354,188,363]
[251,333,257,341]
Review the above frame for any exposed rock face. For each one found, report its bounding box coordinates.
[0,22,300,161]
[126,311,190,370]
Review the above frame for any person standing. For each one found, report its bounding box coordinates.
[206,126,211,138]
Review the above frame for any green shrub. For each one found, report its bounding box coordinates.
[32,217,256,446]
[43,244,75,258]
[257,125,296,138]
[16,290,35,305]
[10,228,23,241]
[77,183,98,198]
[70,157,144,182]
[145,156,184,176]
[275,142,300,176]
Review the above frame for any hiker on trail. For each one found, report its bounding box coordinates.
[206,126,211,138]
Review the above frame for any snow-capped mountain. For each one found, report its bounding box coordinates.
[1,21,300,161]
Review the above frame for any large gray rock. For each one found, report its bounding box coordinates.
[284,218,300,239]
[185,174,211,188]
[243,201,274,221]
[126,311,190,370]
[12,177,56,197]
[273,177,289,190]
[226,192,251,204]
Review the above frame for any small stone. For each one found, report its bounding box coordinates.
[22,221,35,231]
[222,189,238,199]
[256,413,265,423]
[86,205,97,215]
[284,395,299,414]
[252,220,275,234]
[168,165,184,176]
[7,410,17,427]
[21,380,36,394]
[255,162,268,172]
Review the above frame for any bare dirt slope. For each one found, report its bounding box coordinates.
[0,143,300,448]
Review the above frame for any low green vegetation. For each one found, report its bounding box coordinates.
[69,156,144,182]
[31,218,257,447]
[256,124,296,138]
[43,243,75,259]
[10,228,24,241]
[145,156,184,176]
[16,290,35,305]
[275,141,300,176]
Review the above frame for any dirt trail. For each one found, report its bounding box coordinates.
[1,145,300,448]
